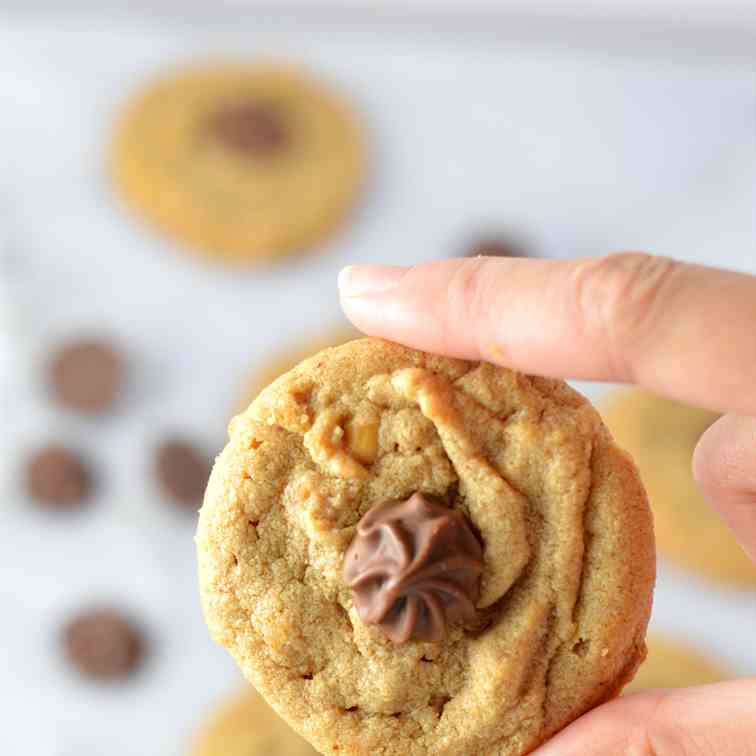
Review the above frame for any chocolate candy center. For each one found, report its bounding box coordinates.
[343,493,484,644]
[209,101,288,156]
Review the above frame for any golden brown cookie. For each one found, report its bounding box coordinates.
[197,338,655,756]
[624,635,730,693]
[191,687,318,756]
[603,389,756,586]
[236,327,358,414]
[111,63,365,264]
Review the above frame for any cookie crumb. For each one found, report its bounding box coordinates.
[62,607,145,681]
[25,444,91,508]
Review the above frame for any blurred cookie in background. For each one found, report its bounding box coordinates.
[25,443,92,510]
[235,326,358,414]
[625,635,730,693]
[464,231,534,259]
[62,606,146,682]
[154,437,212,511]
[49,337,125,414]
[191,687,318,756]
[603,389,756,586]
[111,63,366,265]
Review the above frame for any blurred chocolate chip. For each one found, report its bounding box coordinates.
[466,236,532,259]
[155,438,211,509]
[209,101,288,155]
[50,338,124,414]
[25,444,91,509]
[62,608,144,681]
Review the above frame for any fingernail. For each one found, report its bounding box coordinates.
[338,265,408,297]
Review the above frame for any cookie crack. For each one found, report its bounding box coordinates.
[450,364,480,384]
[540,608,563,728]
[540,437,596,727]
[462,561,533,639]
[452,378,523,429]
[570,438,596,627]
[487,714,541,754]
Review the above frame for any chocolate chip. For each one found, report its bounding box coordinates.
[155,438,211,509]
[50,338,124,414]
[209,101,288,155]
[25,444,91,509]
[62,608,144,681]
[466,236,532,259]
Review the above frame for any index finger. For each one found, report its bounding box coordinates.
[338,253,756,416]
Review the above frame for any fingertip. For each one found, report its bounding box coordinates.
[532,690,668,755]
[337,265,356,296]
[692,414,754,500]
[337,264,408,298]
[691,417,719,496]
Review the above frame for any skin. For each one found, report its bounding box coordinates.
[338,252,756,756]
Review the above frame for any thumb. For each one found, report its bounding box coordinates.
[534,678,756,755]
[537,408,756,754]
[693,413,756,565]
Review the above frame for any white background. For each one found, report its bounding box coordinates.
[1,5,755,755]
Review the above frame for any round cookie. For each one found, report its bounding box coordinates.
[111,63,365,264]
[603,389,756,586]
[191,687,318,756]
[236,327,358,414]
[625,635,730,693]
[197,338,655,756]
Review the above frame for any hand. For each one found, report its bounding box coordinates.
[339,252,756,755]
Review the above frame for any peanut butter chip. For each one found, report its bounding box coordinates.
[343,493,484,643]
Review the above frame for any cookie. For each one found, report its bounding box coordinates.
[603,389,756,586]
[236,327,358,413]
[155,437,211,510]
[197,338,655,755]
[111,63,365,264]
[191,687,318,756]
[625,635,729,693]
[49,337,124,414]
[25,444,92,509]
[62,607,145,681]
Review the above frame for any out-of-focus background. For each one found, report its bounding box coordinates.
[1,3,755,755]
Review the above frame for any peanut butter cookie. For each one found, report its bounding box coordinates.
[624,634,730,693]
[197,339,655,755]
[192,687,318,756]
[111,63,365,264]
[603,389,756,586]
[236,327,358,414]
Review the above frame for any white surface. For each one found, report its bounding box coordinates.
[8,0,756,24]
[1,8,756,756]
